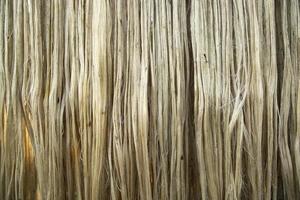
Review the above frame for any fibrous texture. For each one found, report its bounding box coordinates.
[0,0,299,199]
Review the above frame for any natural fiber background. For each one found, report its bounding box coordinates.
[0,0,299,199]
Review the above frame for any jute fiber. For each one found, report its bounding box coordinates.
[0,0,299,199]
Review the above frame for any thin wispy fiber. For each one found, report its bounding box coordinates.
[0,0,299,199]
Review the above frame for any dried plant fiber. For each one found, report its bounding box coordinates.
[0,0,300,199]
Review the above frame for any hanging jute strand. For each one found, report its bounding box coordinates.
[0,0,299,199]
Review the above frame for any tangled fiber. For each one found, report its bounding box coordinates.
[0,0,300,199]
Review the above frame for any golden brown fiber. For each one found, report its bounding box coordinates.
[0,0,299,199]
